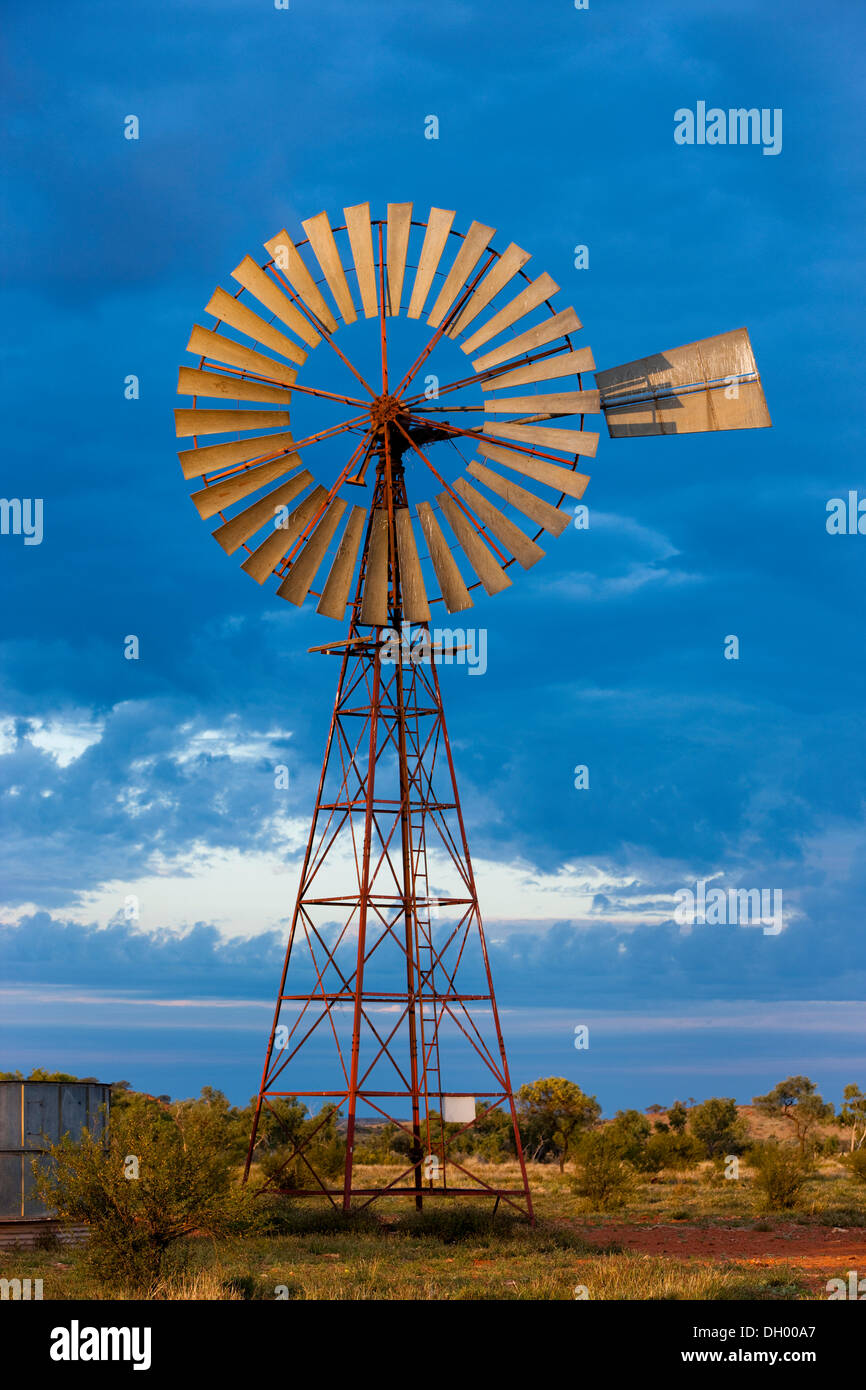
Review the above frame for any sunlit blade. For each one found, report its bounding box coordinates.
[317,505,367,620]
[478,440,590,499]
[241,485,328,583]
[453,477,544,570]
[189,454,303,519]
[436,492,511,595]
[359,509,390,625]
[178,366,293,406]
[263,229,338,332]
[460,273,559,356]
[483,348,596,392]
[482,390,601,416]
[187,325,297,386]
[482,420,599,457]
[212,472,313,554]
[205,286,307,365]
[178,429,295,481]
[302,211,357,325]
[416,502,473,614]
[407,208,455,319]
[277,497,348,604]
[175,408,290,438]
[471,307,581,373]
[231,255,321,347]
[427,221,495,328]
[466,460,570,537]
[386,202,413,315]
[446,243,531,339]
[344,203,378,319]
[394,509,430,622]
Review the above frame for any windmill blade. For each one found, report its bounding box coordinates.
[407,208,455,319]
[482,420,599,457]
[178,366,293,407]
[483,348,596,392]
[359,509,390,625]
[467,460,570,536]
[344,203,378,319]
[205,286,307,365]
[460,272,561,357]
[471,307,582,373]
[241,485,328,584]
[478,440,590,499]
[189,453,303,519]
[186,325,297,387]
[482,390,601,416]
[427,221,495,328]
[178,429,295,481]
[416,503,473,614]
[446,243,532,339]
[231,255,321,347]
[386,202,413,315]
[302,211,357,325]
[595,327,772,437]
[394,509,430,622]
[317,505,367,619]
[453,477,544,570]
[175,408,290,438]
[213,471,313,554]
[277,497,348,604]
[436,492,511,596]
[263,229,338,332]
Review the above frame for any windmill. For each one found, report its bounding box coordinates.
[175,203,771,1219]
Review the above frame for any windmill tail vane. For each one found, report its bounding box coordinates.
[173,201,771,1215]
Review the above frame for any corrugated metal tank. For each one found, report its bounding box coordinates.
[0,1080,111,1220]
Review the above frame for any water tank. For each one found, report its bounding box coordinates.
[0,1080,111,1221]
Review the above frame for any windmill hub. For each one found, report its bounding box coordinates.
[369,392,404,430]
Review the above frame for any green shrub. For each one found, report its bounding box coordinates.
[845,1147,866,1184]
[748,1141,811,1211]
[573,1131,635,1210]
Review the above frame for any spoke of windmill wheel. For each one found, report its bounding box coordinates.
[404,410,594,470]
[267,263,379,399]
[402,344,581,407]
[275,427,377,575]
[191,361,368,410]
[391,419,509,564]
[378,223,388,394]
[391,249,497,400]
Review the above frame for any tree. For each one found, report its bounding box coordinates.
[668,1101,688,1133]
[753,1076,834,1156]
[517,1077,601,1172]
[839,1085,866,1152]
[574,1130,634,1210]
[607,1109,651,1163]
[688,1097,747,1159]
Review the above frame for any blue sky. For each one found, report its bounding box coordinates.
[1,0,864,1111]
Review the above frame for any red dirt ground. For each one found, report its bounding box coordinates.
[577,1222,866,1294]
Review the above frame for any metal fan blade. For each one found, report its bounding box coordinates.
[436,492,511,595]
[386,202,413,315]
[230,256,321,347]
[482,390,601,416]
[483,348,596,392]
[482,420,599,457]
[178,429,295,481]
[186,325,297,386]
[241,485,328,584]
[263,230,338,332]
[213,471,313,554]
[461,273,559,356]
[189,454,303,519]
[317,505,367,619]
[471,307,582,373]
[205,287,307,365]
[478,440,590,499]
[178,366,293,407]
[595,328,772,437]
[446,243,531,339]
[302,212,357,325]
[175,408,290,438]
[394,510,430,622]
[427,221,495,328]
[453,477,544,570]
[277,497,348,604]
[416,503,473,614]
[407,208,455,319]
[344,203,378,319]
[466,460,570,537]
[359,509,390,625]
